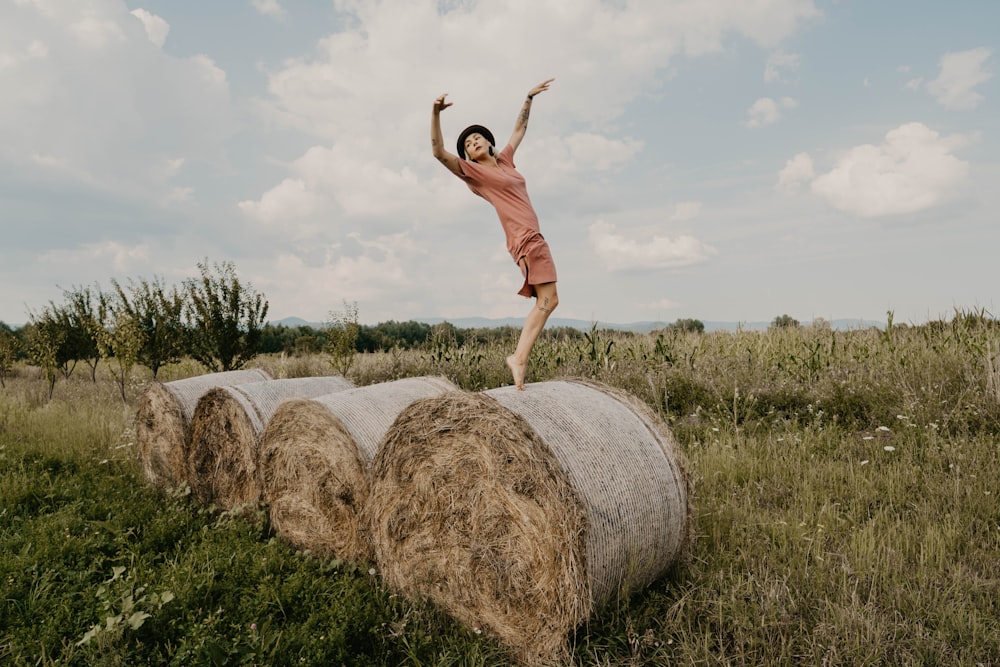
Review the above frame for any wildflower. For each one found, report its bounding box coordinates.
[860,460,869,466]
[883,446,895,452]
[876,426,891,432]
[368,568,377,576]
[250,623,257,631]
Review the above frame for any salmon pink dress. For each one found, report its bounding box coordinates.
[457,144,557,298]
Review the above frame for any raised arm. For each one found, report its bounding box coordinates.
[507,78,554,154]
[431,93,463,177]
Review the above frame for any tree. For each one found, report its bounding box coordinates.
[771,314,800,329]
[62,286,102,381]
[0,322,18,388]
[325,301,360,376]
[111,276,187,379]
[92,301,146,404]
[27,301,94,381]
[359,320,432,351]
[669,318,705,334]
[184,260,269,372]
[24,310,65,400]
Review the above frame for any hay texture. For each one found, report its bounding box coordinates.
[135,369,272,488]
[366,379,690,665]
[258,376,458,562]
[186,376,354,508]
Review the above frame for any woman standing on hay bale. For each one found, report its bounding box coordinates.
[431,78,557,390]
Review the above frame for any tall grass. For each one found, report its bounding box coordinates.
[2,314,999,665]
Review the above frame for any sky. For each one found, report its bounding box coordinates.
[2,0,998,328]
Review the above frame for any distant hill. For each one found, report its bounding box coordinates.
[270,315,884,332]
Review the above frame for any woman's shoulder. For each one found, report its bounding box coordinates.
[498,143,516,166]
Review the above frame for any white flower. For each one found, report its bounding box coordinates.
[883,446,896,452]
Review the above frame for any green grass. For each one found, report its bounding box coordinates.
[2,317,999,665]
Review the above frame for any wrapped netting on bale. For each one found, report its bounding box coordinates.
[186,376,354,508]
[366,379,691,665]
[135,369,272,488]
[258,376,458,562]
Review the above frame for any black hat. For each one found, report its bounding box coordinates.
[457,124,495,159]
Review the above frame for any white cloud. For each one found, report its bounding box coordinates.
[0,0,236,203]
[190,54,228,88]
[764,50,800,83]
[559,133,643,171]
[532,133,643,188]
[0,39,48,72]
[744,96,797,128]
[38,241,151,273]
[130,9,170,48]
[70,16,125,49]
[238,141,468,229]
[251,232,427,319]
[588,221,718,272]
[251,0,286,18]
[776,152,815,192]
[238,177,329,224]
[809,122,970,217]
[258,0,820,142]
[926,47,993,110]
[904,77,924,91]
[670,201,702,221]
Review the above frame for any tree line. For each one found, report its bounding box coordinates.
[0,258,736,398]
[1,283,719,396]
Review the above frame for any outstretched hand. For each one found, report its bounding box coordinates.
[433,93,453,114]
[528,78,555,98]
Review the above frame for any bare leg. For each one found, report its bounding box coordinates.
[506,282,558,390]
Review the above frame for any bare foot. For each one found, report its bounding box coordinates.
[506,355,526,391]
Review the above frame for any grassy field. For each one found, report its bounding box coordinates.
[2,317,999,665]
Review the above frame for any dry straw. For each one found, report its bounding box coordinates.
[135,369,272,488]
[186,376,354,508]
[366,379,691,665]
[258,376,457,562]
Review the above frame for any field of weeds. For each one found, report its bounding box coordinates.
[2,315,999,665]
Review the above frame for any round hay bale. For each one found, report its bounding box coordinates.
[366,379,690,665]
[258,376,458,562]
[186,376,354,508]
[135,369,272,488]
